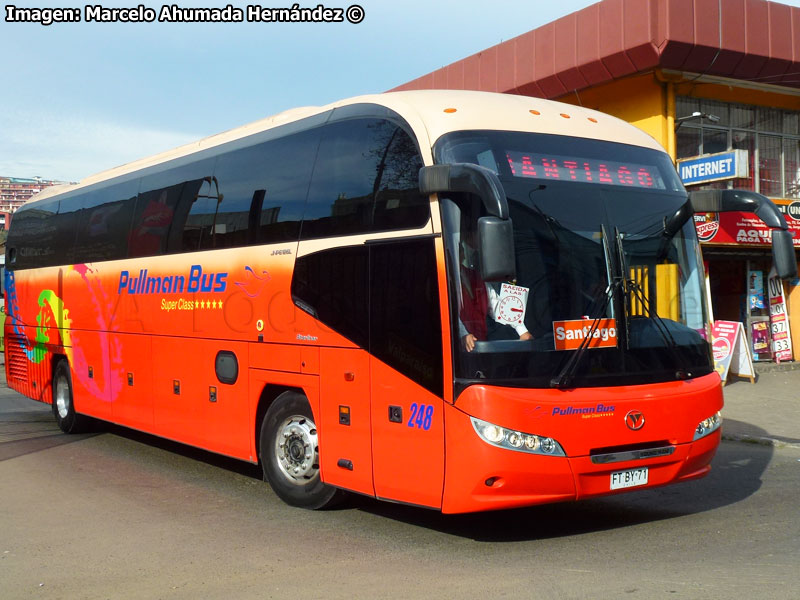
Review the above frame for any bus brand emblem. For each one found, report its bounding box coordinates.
[625,410,645,431]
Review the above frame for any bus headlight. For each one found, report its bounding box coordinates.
[693,411,722,441]
[471,417,566,456]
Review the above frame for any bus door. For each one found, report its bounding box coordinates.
[368,239,445,509]
[318,347,374,496]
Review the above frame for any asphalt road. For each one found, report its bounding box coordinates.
[1,390,799,599]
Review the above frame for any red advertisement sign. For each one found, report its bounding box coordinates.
[711,320,755,382]
[694,201,800,246]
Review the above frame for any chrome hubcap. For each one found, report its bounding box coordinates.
[274,415,319,485]
[55,374,70,419]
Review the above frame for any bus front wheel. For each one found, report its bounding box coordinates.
[259,391,344,509]
[52,360,88,434]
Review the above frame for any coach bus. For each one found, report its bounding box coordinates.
[5,91,796,513]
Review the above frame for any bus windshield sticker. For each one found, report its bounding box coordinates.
[553,318,617,351]
[494,283,529,327]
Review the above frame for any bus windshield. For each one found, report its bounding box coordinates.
[435,131,713,389]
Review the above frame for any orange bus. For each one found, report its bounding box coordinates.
[5,91,795,513]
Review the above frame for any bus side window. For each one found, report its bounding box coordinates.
[184,177,221,252]
[301,117,428,240]
[211,141,284,249]
[7,198,60,269]
[136,157,218,256]
[371,126,429,231]
[257,127,321,244]
[129,181,182,258]
[72,180,139,264]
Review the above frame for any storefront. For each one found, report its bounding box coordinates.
[394,0,800,363]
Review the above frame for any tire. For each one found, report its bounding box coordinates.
[259,391,344,509]
[52,360,88,434]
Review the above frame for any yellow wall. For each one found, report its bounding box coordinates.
[557,73,671,152]
[556,71,800,161]
[673,80,800,112]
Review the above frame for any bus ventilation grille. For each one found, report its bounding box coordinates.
[6,336,29,382]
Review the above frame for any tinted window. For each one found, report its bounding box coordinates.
[301,118,427,239]
[7,198,60,269]
[209,145,266,249]
[256,127,321,244]
[183,176,224,252]
[72,180,139,263]
[370,238,443,397]
[291,238,443,397]
[132,157,216,256]
[291,246,369,348]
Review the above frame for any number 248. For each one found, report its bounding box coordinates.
[408,403,434,430]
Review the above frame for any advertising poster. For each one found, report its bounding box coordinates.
[694,205,800,247]
[748,270,766,310]
[751,320,771,358]
[711,320,755,384]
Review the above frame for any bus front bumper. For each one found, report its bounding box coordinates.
[440,402,721,514]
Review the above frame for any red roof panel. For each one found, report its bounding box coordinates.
[391,0,800,97]
[479,47,499,92]
[496,40,517,93]
[576,3,614,85]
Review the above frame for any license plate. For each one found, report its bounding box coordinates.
[610,467,648,490]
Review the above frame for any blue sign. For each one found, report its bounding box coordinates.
[677,150,748,185]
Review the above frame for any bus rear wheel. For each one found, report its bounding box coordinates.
[52,360,88,434]
[259,391,344,509]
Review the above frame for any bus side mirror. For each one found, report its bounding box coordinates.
[420,163,516,281]
[478,217,516,282]
[771,229,797,280]
[689,189,798,280]
[419,163,508,219]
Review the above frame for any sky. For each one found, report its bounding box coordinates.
[3,0,799,183]
[0,0,603,181]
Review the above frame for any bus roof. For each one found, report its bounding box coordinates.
[29,90,665,204]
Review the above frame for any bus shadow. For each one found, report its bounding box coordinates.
[103,424,264,479]
[0,406,99,462]
[20,416,773,542]
[350,437,773,541]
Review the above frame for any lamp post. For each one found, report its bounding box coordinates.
[675,111,721,131]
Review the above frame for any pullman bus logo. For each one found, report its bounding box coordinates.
[694,212,719,242]
[625,410,645,431]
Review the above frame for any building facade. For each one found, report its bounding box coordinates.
[393,0,800,362]
[0,176,66,217]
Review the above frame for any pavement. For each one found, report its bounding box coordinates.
[720,366,800,449]
[0,353,797,449]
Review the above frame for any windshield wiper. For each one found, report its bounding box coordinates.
[626,278,693,380]
[549,276,624,389]
[615,226,693,380]
[550,224,621,389]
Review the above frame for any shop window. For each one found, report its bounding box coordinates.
[758,135,782,197]
[730,105,755,130]
[702,129,728,155]
[701,99,729,127]
[756,107,782,134]
[785,139,800,198]
[677,128,700,159]
[676,97,699,120]
[784,112,799,136]
[731,130,755,190]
